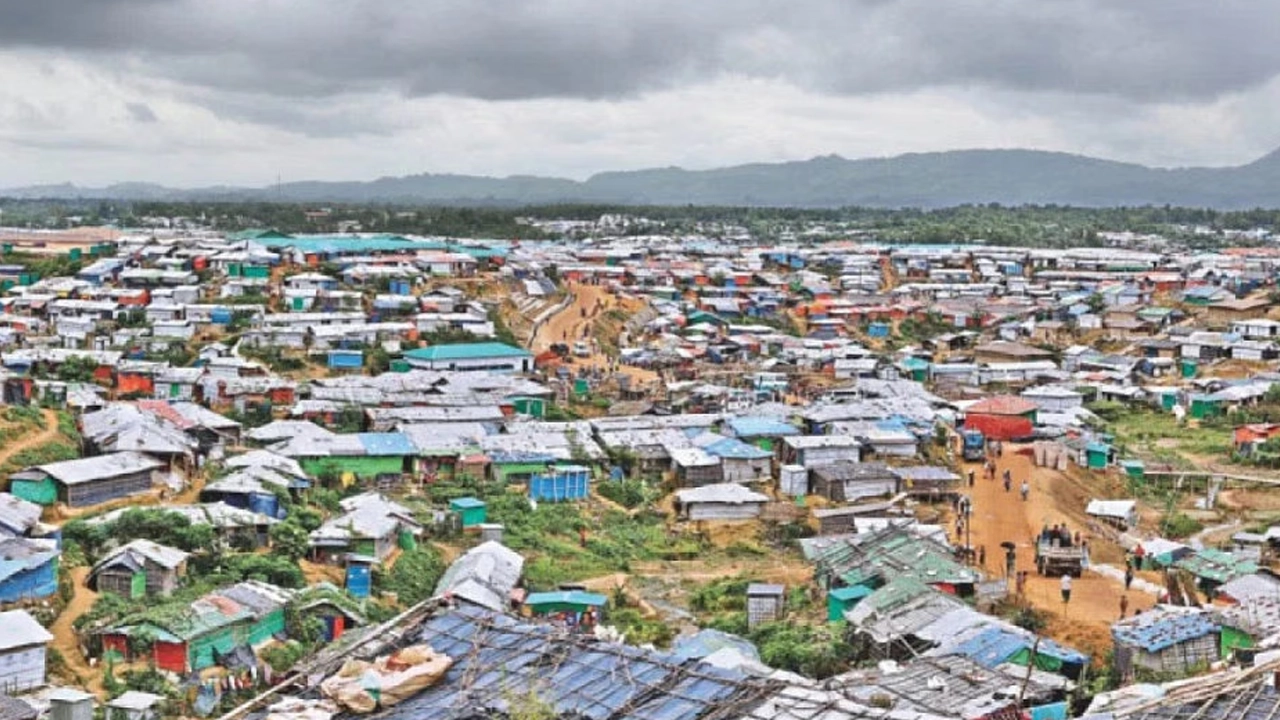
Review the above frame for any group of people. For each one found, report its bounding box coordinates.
[988,467,1031,499]
[1039,523,1082,549]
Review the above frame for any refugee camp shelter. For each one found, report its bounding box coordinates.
[1086,499,1139,530]
[0,537,59,603]
[746,583,785,628]
[1112,607,1220,677]
[0,610,53,691]
[674,483,769,521]
[450,497,487,527]
[88,540,188,598]
[810,462,899,503]
[11,452,162,507]
[434,541,524,612]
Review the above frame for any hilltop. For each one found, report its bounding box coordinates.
[11,147,1280,209]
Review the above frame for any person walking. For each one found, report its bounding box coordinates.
[1060,573,1072,604]
[968,470,975,487]
[1120,594,1130,619]
[1004,473,1012,493]
[978,545,986,567]
[1124,566,1135,590]
[1020,480,1030,501]
[1015,570,1027,597]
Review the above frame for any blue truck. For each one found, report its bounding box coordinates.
[961,429,986,461]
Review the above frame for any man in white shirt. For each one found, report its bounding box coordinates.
[1060,573,1072,604]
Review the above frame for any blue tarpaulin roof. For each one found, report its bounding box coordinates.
[357,432,416,456]
[702,437,773,460]
[726,417,800,437]
[953,626,1088,668]
[671,629,761,663]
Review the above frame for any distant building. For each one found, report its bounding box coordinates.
[403,343,532,373]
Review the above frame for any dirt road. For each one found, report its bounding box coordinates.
[959,447,1154,659]
[532,282,658,386]
[533,283,611,354]
[0,409,60,469]
[50,566,103,695]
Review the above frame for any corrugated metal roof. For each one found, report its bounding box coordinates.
[814,525,978,588]
[92,539,188,573]
[0,538,57,584]
[967,395,1040,416]
[697,436,773,460]
[0,610,52,651]
[1112,608,1219,653]
[377,605,783,720]
[36,451,163,486]
[726,416,801,437]
[0,493,41,536]
[433,540,524,612]
[675,483,768,505]
[1174,549,1258,583]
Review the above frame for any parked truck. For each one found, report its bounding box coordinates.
[1035,540,1085,577]
[961,429,986,461]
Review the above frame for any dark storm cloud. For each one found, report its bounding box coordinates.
[3,0,1279,105]
[125,102,158,123]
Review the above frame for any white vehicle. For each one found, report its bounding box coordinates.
[573,341,591,357]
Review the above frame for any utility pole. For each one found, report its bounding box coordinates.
[1017,637,1040,711]
[965,497,972,564]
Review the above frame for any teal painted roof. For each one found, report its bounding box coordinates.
[525,590,607,607]
[259,234,448,254]
[828,586,872,602]
[228,229,292,241]
[450,497,485,510]
[405,342,532,361]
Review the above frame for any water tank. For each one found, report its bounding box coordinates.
[49,689,95,720]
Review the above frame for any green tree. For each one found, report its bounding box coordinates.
[376,547,446,605]
[268,521,311,561]
[56,355,100,383]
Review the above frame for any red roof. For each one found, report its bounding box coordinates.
[136,400,195,430]
[1235,424,1280,445]
[967,395,1039,416]
[964,414,1034,441]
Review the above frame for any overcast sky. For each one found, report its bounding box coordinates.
[3,0,1280,187]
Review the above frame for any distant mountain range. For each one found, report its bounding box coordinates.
[9,148,1280,208]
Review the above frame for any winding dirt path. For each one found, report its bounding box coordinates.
[0,408,60,469]
[50,566,103,695]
